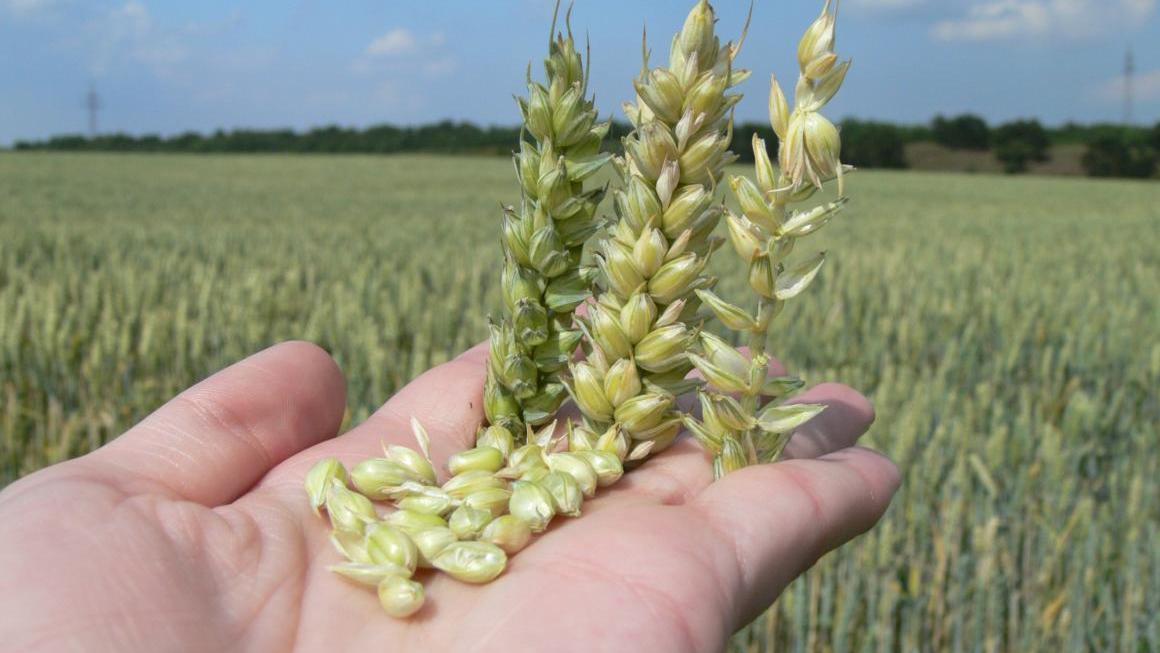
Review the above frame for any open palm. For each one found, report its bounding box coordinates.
[0,341,898,652]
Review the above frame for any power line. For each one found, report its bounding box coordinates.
[1123,47,1134,126]
[85,84,101,138]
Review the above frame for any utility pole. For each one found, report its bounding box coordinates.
[86,84,101,138]
[1123,47,1134,126]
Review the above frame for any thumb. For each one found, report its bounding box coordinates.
[688,446,900,629]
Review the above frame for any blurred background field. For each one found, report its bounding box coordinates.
[1,152,1157,651]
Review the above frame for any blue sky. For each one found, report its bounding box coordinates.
[1,0,1158,145]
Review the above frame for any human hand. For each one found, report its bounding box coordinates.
[0,341,899,652]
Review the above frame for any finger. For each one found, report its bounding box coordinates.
[358,341,490,469]
[688,446,900,629]
[780,383,875,459]
[614,379,868,507]
[81,341,346,506]
[271,342,490,488]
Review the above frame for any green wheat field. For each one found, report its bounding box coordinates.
[1,152,1157,651]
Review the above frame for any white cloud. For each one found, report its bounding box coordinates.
[366,28,417,57]
[849,0,926,9]
[1,0,55,16]
[423,56,457,76]
[75,1,247,86]
[1124,0,1158,16]
[1096,69,1160,103]
[932,0,1157,41]
[353,28,456,116]
[932,1,1047,40]
[357,28,456,77]
[88,1,190,78]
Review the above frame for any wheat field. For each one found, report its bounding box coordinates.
[1,152,1157,651]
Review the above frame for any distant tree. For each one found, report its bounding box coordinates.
[5,122,530,155]
[931,113,990,150]
[839,119,906,169]
[16,118,1154,177]
[896,124,934,144]
[1048,122,1152,146]
[1081,133,1158,178]
[992,119,1050,173]
[731,123,779,163]
[47,135,89,150]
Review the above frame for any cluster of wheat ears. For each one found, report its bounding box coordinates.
[306,0,853,617]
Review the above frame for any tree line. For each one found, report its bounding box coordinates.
[12,116,1160,179]
[919,114,1160,177]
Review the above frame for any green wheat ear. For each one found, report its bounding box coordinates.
[688,0,854,476]
[483,2,612,440]
[567,0,748,464]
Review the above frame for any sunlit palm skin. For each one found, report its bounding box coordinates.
[0,341,898,652]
